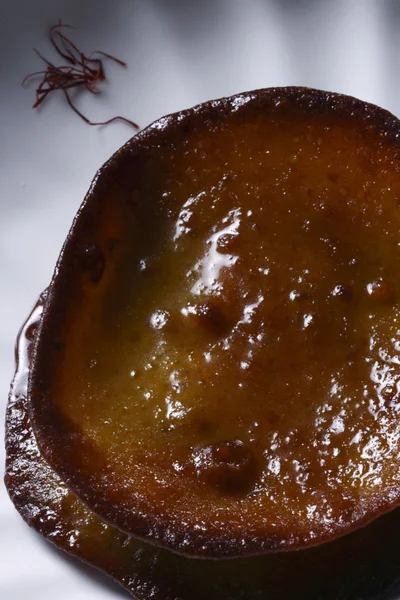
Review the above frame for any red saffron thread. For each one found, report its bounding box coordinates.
[23,21,139,129]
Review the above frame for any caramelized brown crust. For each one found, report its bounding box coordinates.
[5,295,400,599]
[27,87,400,557]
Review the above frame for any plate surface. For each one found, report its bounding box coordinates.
[2,0,400,598]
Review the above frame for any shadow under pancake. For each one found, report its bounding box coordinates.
[37,535,130,598]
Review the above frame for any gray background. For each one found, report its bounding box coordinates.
[1,0,400,598]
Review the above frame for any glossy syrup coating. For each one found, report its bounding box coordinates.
[28,87,400,557]
[6,295,400,600]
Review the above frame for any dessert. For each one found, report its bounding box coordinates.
[6,86,400,595]
[26,87,400,557]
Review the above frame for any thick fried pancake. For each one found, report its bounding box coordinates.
[6,294,400,599]
[28,87,400,557]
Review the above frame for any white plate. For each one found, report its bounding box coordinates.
[1,0,400,598]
